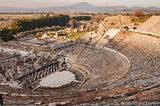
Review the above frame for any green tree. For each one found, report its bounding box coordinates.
[0,28,15,41]
[10,14,70,32]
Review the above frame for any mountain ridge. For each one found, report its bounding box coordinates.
[0,2,160,13]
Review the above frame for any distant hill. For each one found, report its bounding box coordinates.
[0,2,160,13]
[42,2,129,13]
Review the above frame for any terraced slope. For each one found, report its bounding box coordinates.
[138,16,160,35]
[104,33,160,104]
[68,45,130,91]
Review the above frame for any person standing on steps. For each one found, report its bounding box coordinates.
[0,94,3,106]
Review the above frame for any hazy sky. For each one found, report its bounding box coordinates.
[0,0,160,8]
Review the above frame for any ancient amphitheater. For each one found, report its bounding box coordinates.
[0,16,160,106]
